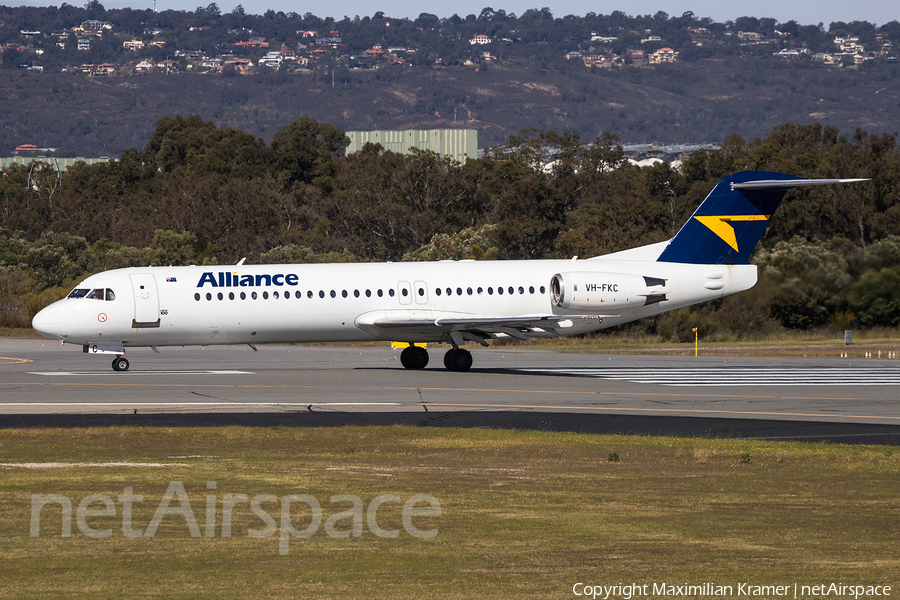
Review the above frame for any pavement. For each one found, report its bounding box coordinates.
[2,338,900,444]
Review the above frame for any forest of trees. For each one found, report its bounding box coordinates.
[2,116,900,341]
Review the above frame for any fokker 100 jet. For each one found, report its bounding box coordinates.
[32,171,863,372]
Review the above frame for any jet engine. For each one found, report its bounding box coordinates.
[550,272,668,311]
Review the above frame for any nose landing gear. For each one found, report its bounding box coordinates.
[112,356,130,372]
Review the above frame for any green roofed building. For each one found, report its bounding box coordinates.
[345,129,478,164]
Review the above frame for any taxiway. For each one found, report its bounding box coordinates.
[2,339,899,444]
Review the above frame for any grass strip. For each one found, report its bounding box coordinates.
[1,426,898,599]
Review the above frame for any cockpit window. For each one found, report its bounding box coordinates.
[67,288,90,299]
[83,288,115,301]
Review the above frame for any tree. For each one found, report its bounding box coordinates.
[754,238,851,329]
[269,117,349,190]
[147,229,202,266]
[144,115,217,173]
[188,127,270,179]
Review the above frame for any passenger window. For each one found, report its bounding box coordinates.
[319,291,325,298]
[418,288,424,296]
[540,286,546,294]
[446,287,452,296]
[389,289,395,297]
[106,289,116,301]
[518,286,524,294]
[295,291,301,299]
[488,287,493,295]
[263,291,269,300]
[241,292,247,300]
[229,292,235,300]
[477,287,483,294]
[456,287,462,296]
[498,287,504,295]
[436,288,442,296]
[378,289,383,297]
[508,287,514,295]
[67,288,90,299]
[467,287,473,295]
[365,289,371,297]
[401,288,408,297]
[354,290,360,298]
[252,292,258,300]
[330,290,336,298]
[342,290,348,298]
[308,291,313,298]
[206,292,212,301]
[529,286,535,294]
[273,291,279,299]
[217,292,224,301]
[194,293,200,301]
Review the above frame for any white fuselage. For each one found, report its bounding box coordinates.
[32,257,757,350]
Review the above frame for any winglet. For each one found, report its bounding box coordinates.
[656,171,867,265]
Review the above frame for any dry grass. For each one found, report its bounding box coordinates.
[0,426,897,598]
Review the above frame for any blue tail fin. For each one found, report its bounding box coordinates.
[656,171,861,265]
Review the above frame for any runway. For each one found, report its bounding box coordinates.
[3,339,900,444]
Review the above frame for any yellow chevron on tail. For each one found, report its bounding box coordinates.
[693,215,770,252]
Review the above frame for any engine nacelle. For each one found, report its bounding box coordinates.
[550,272,668,312]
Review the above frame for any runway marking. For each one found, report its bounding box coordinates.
[1,462,188,469]
[4,381,896,403]
[1,356,33,365]
[1,402,401,406]
[422,402,900,421]
[29,370,254,376]
[517,366,900,387]
[3,382,897,420]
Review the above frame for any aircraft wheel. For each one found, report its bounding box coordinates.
[112,356,129,372]
[443,348,473,372]
[400,346,428,369]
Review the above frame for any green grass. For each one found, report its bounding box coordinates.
[1,426,898,598]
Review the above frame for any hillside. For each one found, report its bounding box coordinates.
[1,56,898,156]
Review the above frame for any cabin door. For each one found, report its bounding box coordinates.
[130,273,160,328]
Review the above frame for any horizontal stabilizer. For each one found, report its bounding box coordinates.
[732,178,867,190]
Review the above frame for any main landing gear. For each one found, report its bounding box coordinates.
[399,345,429,369]
[111,356,130,372]
[443,348,473,372]
[399,345,473,372]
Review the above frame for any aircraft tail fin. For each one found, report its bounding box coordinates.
[656,171,866,265]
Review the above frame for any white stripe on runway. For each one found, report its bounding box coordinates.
[29,371,254,376]
[517,366,900,387]
[0,402,401,406]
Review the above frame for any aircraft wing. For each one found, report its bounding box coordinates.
[356,312,616,344]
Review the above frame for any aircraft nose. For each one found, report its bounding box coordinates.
[32,305,63,340]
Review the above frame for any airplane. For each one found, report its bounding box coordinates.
[31,170,864,372]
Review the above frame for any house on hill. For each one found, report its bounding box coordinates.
[14,144,41,154]
[649,47,677,64]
